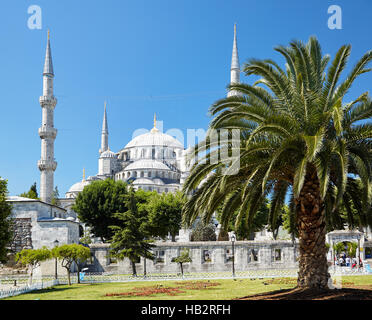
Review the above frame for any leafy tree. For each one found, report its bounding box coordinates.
[72,179,129,242]
[51,186,60,206]
[147,191,185,241]
[190,220,217,241]
[172,248,192,277]
[334,242,345,255]
[183,36,372,289]
[0,178,13,263]
[216,200,270,240]
[52,244,91,285]
[109,189,155,276]
[15,247,51,285]
[19,182,38,200]
[346,242,358,258]
[79,228,92,245]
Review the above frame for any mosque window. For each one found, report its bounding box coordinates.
[248,249,259,263]
[273,248,282,262]
[203,250,212,263]
[226,249,234,262]
[148,171,151,177]
[154,250,165,264]
[140,171,144,178]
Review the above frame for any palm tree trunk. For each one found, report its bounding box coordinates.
[295,176,330,290]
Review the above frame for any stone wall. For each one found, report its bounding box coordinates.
[8,198,80,250]
[88,241,300,274]
[9,218,33,253]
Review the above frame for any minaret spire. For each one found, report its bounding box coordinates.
[43,29,54,76]
[100,101,109,154]
[227,23,241,97]
[38,30,57,203]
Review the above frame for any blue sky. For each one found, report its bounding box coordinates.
[1,0,372,196]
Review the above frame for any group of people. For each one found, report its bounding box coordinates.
[335,254,363,269]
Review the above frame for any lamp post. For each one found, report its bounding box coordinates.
[230,234,236,278]
[143,258,147,279]
[53,239,59,281]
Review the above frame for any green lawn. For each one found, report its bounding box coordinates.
[3,275,372,300]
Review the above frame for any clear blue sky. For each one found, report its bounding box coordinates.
[1,0,372,196]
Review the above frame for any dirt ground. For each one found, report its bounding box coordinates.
[238,284,372,300]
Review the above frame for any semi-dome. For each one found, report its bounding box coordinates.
[67,179,91,193]
[152,178,165,185]
[100,149,117,158]
[124,130,183,149]
[125,159,170,171]
[132,178,155,185]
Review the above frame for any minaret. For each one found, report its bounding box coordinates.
[227,23,241,97]
[99,101,108,154]
[38,30,57,204]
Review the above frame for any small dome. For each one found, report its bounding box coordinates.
[125,159,170,171]
[67,180,91,193]
[100,149,117,158]
[132,178,155,185]
[152,178,165,185]
[124,130,183,149]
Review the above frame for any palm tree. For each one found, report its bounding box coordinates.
[183,37,372,290]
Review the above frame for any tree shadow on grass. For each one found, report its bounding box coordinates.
[237,287,372,300]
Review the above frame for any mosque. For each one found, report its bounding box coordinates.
[5,25,372,268]
[6,25,243,250]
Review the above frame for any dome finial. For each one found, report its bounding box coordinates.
[83,168,85,181]
[151,113,159,133]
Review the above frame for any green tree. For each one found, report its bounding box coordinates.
[0,178,13,263]
[79,228,92,245]
[72,179,129,242]
[346,242,358,258]
[109,189,155,276]
[183,37,372,290]
[15,247,51,285]
[190,220,217,241]
[147,191,185,241]
[52,244,91,285]
[334,242,345,256]
[172,248,192,277]
[51,186,60,206]
[19,182,38,200]
[216,200,270,240]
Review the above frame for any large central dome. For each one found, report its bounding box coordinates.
[124,130,183,149]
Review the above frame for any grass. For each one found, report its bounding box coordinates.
[3,275,372,300]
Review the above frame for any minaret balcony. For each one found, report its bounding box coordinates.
[39,96,57,108]
[37,160,57,171]
[38,126,57,139]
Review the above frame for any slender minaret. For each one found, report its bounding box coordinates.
[227,23,241,97]
[38,30,57,203]
[99,101,109,154]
